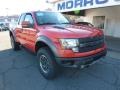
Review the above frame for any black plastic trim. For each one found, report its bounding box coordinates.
[56,49,107,67]
[78,35,105,53]
[36,36,59,57]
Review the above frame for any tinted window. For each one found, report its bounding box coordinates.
[24,14,34,24]
[35,12,70,25]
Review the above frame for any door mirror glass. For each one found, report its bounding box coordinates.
[21,21,33,28]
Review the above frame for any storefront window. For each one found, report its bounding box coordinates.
[93,16,105,29]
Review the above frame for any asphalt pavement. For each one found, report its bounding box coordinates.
[0,31,120,90]
[106,36,120,52]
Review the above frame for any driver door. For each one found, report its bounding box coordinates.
[22,13,37,52]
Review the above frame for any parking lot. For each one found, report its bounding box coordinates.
[0,31,120,90]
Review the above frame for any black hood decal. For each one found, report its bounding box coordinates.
[52,25,75,33]
[53,25,66,30]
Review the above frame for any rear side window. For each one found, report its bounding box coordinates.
[18,14,25,25]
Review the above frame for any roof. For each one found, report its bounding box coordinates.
[24,10,58,14]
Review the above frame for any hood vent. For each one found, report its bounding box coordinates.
[53,25,66,30]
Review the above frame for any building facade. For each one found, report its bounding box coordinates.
[53,0,120,38]
[84,6,120,38]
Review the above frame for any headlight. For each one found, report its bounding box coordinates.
[60,39,79,49]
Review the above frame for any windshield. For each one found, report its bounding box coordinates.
[35,11,70,25]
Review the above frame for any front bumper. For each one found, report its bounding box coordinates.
[56,49,107,68]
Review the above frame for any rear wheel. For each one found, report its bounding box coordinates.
[37,47,59,80]
[10,36,20,51]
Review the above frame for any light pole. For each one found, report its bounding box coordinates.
[45,0,54,11]
[5,8,9,17]
[46,0,63,11]
[5,8,9,22]
[5,8,9,28]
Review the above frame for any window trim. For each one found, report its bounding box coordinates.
[18,13,25,25]
[24,13,34,25]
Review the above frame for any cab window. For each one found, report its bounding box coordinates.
[24,14,34,25]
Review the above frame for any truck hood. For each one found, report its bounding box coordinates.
[38,24,103,38]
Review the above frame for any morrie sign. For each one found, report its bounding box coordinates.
[54,0,120,12]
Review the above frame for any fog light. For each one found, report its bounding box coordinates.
[72,47,79,52]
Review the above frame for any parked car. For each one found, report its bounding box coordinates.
[0,23,5,31]
[9,11,107,79]
[0,22,9,31]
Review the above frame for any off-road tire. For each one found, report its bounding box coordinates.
[10,36,20,51]
[37,47,59,80]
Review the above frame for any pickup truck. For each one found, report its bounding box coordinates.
[9,11,107,79]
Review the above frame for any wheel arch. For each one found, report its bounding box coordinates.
[35,36,59,57]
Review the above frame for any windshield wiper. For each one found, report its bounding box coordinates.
[40,23,58,25]
[60,22,70,24]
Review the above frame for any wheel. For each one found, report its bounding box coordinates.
[37,47,59,80]
[10,36,20,51]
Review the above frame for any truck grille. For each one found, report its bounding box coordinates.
[79,36,104,53]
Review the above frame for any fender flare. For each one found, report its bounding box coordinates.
[36,36,59,57]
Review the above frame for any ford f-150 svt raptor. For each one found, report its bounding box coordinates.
[9,11,107,79]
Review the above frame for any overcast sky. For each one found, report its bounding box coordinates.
[0,0,54,16]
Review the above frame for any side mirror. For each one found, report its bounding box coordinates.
[21,21,34,28]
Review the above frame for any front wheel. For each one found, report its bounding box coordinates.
[10,36,20,51]
[37,47,59,80]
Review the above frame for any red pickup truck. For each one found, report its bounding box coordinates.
[9,11,107,79]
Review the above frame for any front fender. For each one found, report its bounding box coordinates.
[36,36,59,57]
